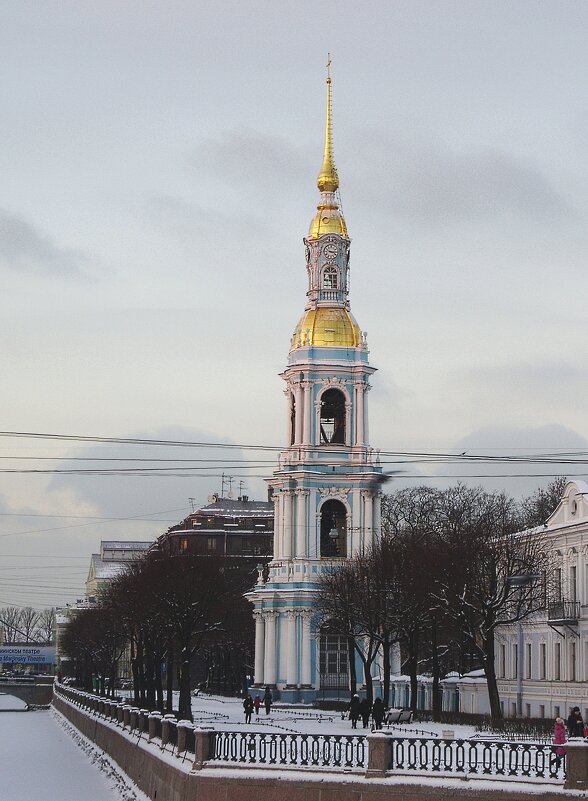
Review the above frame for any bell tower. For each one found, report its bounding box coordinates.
[247,61,382,701]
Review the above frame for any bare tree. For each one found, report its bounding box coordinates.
[520,476,567,528]
[36,608,56,644]
[0,606,23,643]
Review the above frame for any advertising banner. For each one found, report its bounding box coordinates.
[0,646,55,665]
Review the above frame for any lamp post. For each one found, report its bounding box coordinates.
[507,573,540,717]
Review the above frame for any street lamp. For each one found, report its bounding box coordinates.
[507,573,540,717]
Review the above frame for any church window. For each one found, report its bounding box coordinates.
[319,388,345,444]
[290,392,296,445]
[322,266,338,290]
[319,499,347,558]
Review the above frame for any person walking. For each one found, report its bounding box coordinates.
[567,706,584,737]
[253,694,261,716]
[243,693,254,724]
[359,696,371,729]
[372,697,385,730]
[552,716,566,772]
[349,694,360,729]
[263,686,273,715]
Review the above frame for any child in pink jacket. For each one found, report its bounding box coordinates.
[553,717,566,772]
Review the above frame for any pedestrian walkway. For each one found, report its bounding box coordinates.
[0,708,144,801]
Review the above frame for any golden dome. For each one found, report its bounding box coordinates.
[308,204,347,237]
[290,306,361,350]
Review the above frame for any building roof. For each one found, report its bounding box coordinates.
[100,540,153,551]
[88,553,128,581]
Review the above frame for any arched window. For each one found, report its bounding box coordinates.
[322,266,338,289]
[320,388,345,445]
[320,499,347,558]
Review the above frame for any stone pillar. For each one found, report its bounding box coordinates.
[365,732,391,777]
[286,611,298,687]
[253,611,265,686]
[565,741,588,790]
[364,384,371,446]
[161,714,176,746]
[351,488,361,557]
[294,383,303,445]
[193,728,212,771]
[373,491,382,541]
[284,387,292,446]
[122,705,131,728]
[148,711,162,741]
[295,489,307,558]
[300,611,313,687]
[264,612,277,686]
[273,492,281,561]
[355,383,364,446]
[176,720,192,755]
[302,382,312,447]
[283,490,293,560]
[362,490,374,548]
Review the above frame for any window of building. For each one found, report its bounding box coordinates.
[499,644,506,678]
[322,265,338,290]
[526,643,532,679]
[525,703,531,718]
[571,641,577,682]
[318,633,349,690]
[555,641,561,680]
[554,705,560,718]
[571,565,577,602]
[511,702,517,718]
[290,392,296,445]
[513,644,518,679]
[207,538,217,551]
[319,389,346,445]
[556,568,562,600]
[179,537,189,553]
[539,704,545,719]
[540,643,547,680]
[319,499,347,558]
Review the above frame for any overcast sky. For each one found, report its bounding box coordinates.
[1,0,587,610]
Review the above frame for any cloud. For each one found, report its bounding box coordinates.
[347,129,573,227]
[0,209,88,277]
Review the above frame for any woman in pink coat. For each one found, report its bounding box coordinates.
[553,717,566,772]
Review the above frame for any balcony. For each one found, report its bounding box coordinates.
[548,599,580,625]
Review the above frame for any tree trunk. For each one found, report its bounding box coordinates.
[408,629,419,713]
[431,618,441,720]
[178,645,192,721]
[347,635,357,695]
[483,632,503,722]
[154,649,164,712]
[382,632,391,708]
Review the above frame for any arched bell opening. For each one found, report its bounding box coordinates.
[319,388,345,445]
[290,391,296,446]
[320,499,347,558]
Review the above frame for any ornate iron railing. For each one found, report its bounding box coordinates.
[389,737,564,780]
[548,600,580,622]
[210,732,366,769]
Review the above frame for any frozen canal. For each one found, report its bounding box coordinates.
[0,702,146,801]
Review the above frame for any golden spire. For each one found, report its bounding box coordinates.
[317,53,339,193]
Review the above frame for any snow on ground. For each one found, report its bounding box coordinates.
[182,691,478,740]
[0,708,149,801]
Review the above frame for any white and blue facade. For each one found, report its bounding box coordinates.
[247,70,382,702]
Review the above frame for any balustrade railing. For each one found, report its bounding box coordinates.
[210,731,366,769]
[53,684,567,783]
[389,737,564,781]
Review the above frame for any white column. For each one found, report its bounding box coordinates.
[355,383,365,446]
[254,612,265,686]
[272,493,281,561]
[351,489,361,557]
[373,491,382,542]
[264,612,277,686]
[364,384,371,447]
[286,611,298,686]
[300,611,313,686]
[283,491,293,560]
[296,490,307,558]
[294,383,303,445]
[284,388,292,446]
[363,490,374,549]
[302,382,312,447]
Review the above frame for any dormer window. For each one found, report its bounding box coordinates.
[322,266,338,290]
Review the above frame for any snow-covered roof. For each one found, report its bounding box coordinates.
[88,554,127,581]
[100,540,153,551]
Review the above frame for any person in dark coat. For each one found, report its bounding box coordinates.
[552,716,566,772]
[372,697,385,730]
[349,694,360,729]
[359,697,371,729]
[263,687,273,715]
[243,693,254,724]
[567,707,584,737]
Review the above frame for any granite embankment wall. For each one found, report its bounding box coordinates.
[53,693,574,801]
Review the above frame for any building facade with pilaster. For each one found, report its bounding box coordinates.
[246,67,383,702]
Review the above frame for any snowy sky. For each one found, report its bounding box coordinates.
[1,0,588,609]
